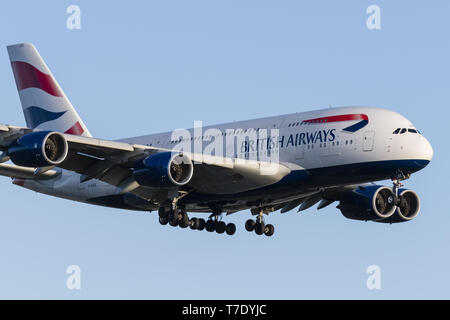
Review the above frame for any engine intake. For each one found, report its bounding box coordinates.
[8,131,68,167]
[397,189,420,220]
[380,189,420,223]
[338,185,396,221]
[133,152,193,188]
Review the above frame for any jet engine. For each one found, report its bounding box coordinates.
[8,131,68,167]
[133,152,193,188]
[377,189,420,223]
[337,185,397,221]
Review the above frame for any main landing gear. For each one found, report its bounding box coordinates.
[205,212,236,235]
[158,207,236,236]
[245,209,275,237]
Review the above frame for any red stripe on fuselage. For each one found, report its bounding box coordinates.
[301,114,368,124]
[10,61,63,97]
[65,121,84,136]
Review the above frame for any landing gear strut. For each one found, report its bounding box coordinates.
[245,209,275,237]
[392,169,410,206]
[158,206,182,226]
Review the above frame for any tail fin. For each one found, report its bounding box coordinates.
[7,43,91,137]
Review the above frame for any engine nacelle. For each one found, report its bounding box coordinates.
[338,185,397,221]
[133,152,193,188]
[8,131,68,167]
[377,189,420,223]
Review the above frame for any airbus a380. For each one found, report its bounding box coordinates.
[0,43,433,237]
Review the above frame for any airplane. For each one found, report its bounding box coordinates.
[0,43,433,237]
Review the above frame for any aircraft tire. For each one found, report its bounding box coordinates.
[179,213,190,228]
[255,222,264,235]
[159,216,168,225]
[264,224,275,237]
[205,220,215,232]
[216,221,226,234]
[225,223,236,235]
[197,218,206,231]
[245,219,256,232]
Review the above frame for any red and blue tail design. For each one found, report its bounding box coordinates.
[301,114,369,132]
[7,43,91,137]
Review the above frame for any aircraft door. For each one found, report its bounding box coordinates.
[363,131,375,151]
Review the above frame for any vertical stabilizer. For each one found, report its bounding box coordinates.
[7,43,91,137]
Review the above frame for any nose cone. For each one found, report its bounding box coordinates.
[411,136,433,170]
[420,136,433,162]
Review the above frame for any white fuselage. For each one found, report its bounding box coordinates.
[15,106,433,212]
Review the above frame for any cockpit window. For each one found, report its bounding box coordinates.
[393,127,420,134]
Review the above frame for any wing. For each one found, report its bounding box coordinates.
[0,125,291,201]
[276,184,373,214]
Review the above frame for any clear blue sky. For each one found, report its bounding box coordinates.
[0,0,448,299]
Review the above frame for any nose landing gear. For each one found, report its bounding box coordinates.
[391,169,411,205]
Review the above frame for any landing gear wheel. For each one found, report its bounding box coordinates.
[225,223,236,235]
[264,224,275,237]
[159,216,168,225]
[169,219,178,227]
[255,222,265,235]
[179,212,190,228]
[245,219,256,232]
[189,218,198,230]
[179,219,189,228]
[205,220,215,232]
[197,218,206,231]
[168,209,178,225]
[215,221,226,234]
[158,207,168,219]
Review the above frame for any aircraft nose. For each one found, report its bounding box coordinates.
[403,135,433,172]
[420,136,433,162]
